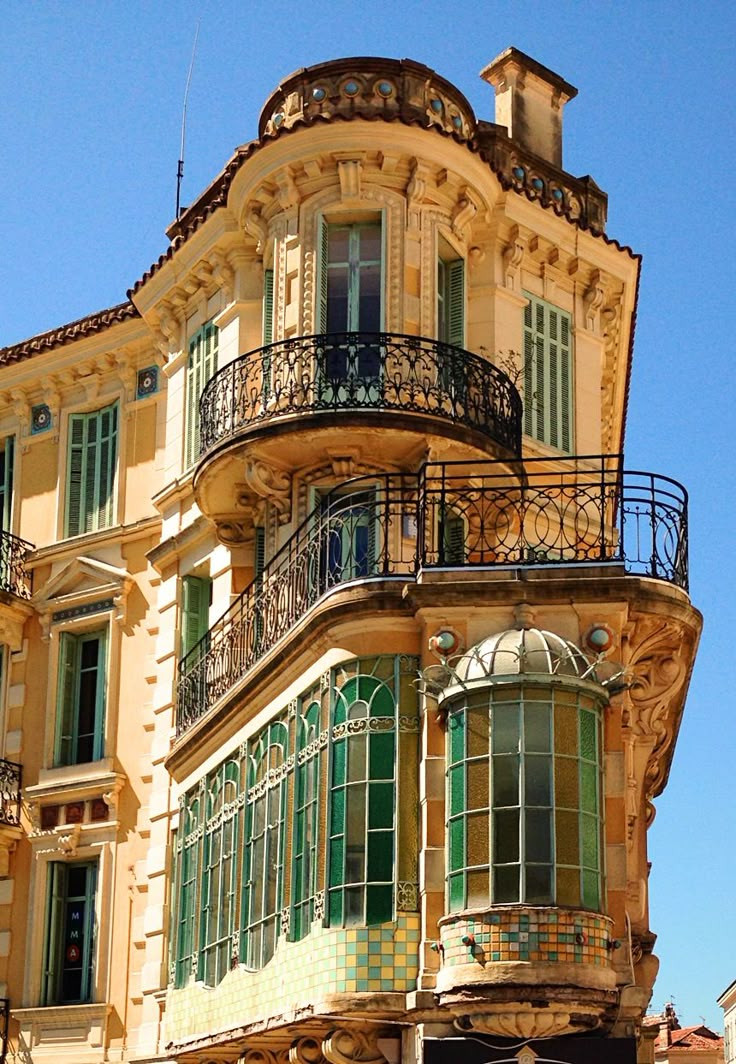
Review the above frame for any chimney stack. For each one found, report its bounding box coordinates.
[481,47,577,169]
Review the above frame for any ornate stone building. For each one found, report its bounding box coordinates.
[0,48,700,1064]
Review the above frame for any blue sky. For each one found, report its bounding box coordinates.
[2,0,733,1031]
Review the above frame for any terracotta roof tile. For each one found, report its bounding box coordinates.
[0,301,140,366]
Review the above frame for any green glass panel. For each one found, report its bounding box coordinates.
[331,787,345,830]
[366,884,392,925]
[467,711,488,758]
[449,818,464,870]
[525,755,551,806]
[582,868,600,910]
[555,755,579,809]
[368,782,393,828]
[493,864,519,903]
[524,703,551,751]
[556,866,580,907]
[525,808,552,862]
[556,809,579,865]
[466,758,489,811]
[295,811,304,852]
[369,732,394,780]
[449,712,465,764]
[332,740,346,786]
[526,864,553,903]
[581,762,598,815]
[582,813,599,867]
[448,872,465,910]
[328,889,343,925]
[466,811,489,866]
[494,808,519,863]
[293,860,303,899]
[580,709,597,761]
[492,754,519,807]
[450,765,465,817]
[372,684,394,718]
[554,702,577,752]
[367,831,393,881]
[329,837,344,884]
[466,869,489,909]
[492,704,519,753]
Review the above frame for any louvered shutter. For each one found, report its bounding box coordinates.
[447,260,465,347]
[522,294,573,452]
[185,323,219,469]
[66,415,86,536]
[66,407,118,536]
[43,862,67,1004]
[181,576,211,659]
[445,512,465,565]
[55,632,78,766]
[0,436,14,532]
[317,218,329,333]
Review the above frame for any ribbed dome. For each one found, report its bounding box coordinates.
[453,627,591,683]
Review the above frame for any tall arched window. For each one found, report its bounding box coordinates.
[446,681,604,912]
[292,699,322,941]
[174,789,202,988]
[243,719,289,968]
[200,758,241,986]
[327,672,396,927]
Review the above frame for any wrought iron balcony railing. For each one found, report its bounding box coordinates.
[198,332,523,458]
[0,997,7,1064]
[0,758,21,828]
[177,457,688,737]
[0,530,32,599]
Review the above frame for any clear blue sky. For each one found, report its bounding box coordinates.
[2,0,733,1031]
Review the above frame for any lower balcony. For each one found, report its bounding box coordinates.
[176,456,688,739]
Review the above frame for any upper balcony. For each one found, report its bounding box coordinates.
[176,456,689,742]
[193,333,522,531]
[0,530,32,601]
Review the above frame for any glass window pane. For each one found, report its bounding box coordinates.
[329,228,350,262]
[524,703,551,751]
[582,868,600,909]
[525,808,552,862]
[346,787,366,849]
[492,704,519,753]
[466,811,489,867]
[466,759,489,811]
[524,755,551,806]
[466,712,488,758]
[492,755,519,807]
[450,765,464,817]
[329,836,344,885]
[449,713,464,763]
[347,734,367,782]
[359,227,382,261]
[332,740,346,787]
[580,709,597,760]
[555,755,579,809]
[368,782,393,829]
[366,884,392,925]
[466,869,490,909]
[369,732,394,780]
[449,818,464,870]
[556,809,580,866]
[328,889,343,925]
[525,864,553,903]
[449,872,465,909]
[554,702,577,752]
[367,830,393,881]
[556,866,580,907]
[494,864,519,903]
[581,762,598,814]
[582,813,599,867]
[494,808,519,863]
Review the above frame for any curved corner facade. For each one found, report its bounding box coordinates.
[0,48,700,1064]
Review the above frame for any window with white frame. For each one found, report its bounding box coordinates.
[65,404,118,537]
[42,860,97,1005]
[55,628,107,767]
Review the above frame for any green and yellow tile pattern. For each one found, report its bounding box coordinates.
[439,908,613,968]
[165,915,421,1043]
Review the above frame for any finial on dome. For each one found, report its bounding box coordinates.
[514,602,536,630]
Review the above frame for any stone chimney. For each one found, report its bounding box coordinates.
[480,47,577,169]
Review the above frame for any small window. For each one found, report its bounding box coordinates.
[523,294,573,452]
[437,257,465,348]
[185,322,218,469]
[55,629,107,766]
[66,405,118,537]
[180,575,212,659]
[42,861,97,1005]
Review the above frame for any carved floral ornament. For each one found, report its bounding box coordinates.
[234,1028,396,1064]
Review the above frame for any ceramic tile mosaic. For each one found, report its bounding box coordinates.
[165,914,421,1043]
[439,908,613,968]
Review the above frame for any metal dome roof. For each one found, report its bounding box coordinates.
[453,627,592,683]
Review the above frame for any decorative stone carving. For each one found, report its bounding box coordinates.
[503,224,528,289]
[239,459,292,524]
[58,823,81,856]
[244,207,269,254]
[451,187,480,242]
[275,166,300,210]
[583,269,607,331]
[290,1037,323,1064]
[464,1009,572,1039]
[336,158,363,200]
[322,1028,386,1064]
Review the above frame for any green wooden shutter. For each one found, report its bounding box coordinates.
[66,406,118,536]
[185,323,219,469]
[447,260,465,348]
[317,218,329,333]
[55,632,78,766]
[181,576,211,658]
[254,528,266,581]
[43,862,67,1004]
[0,436,14,532]
[522,294,573,452]
[91,630,107,762]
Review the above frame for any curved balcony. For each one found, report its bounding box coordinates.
[177,457,688,738]
[0,529,32,599]
[198,331,522,460]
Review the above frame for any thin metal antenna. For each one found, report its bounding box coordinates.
[176,21,200,219]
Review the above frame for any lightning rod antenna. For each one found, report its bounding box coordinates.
[176,21,200,219]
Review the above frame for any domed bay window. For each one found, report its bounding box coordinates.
[443,629,606,914]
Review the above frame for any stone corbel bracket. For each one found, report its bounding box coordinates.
[451,186,481,242]
[502,223,529,288]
